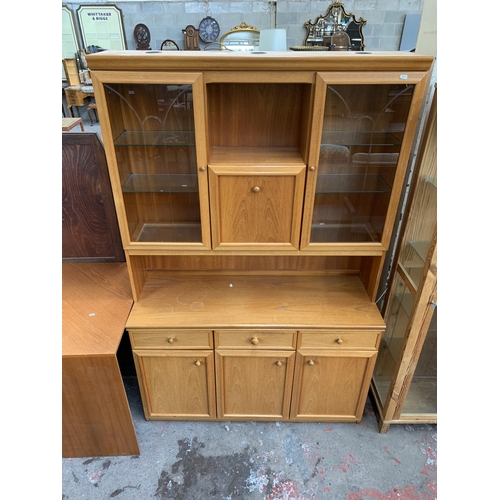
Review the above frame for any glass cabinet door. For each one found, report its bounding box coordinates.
[97,75,209,247]
[401,306,437,415]
[373,273,414,404]
[303,76,423,247]
[399,162,437,289]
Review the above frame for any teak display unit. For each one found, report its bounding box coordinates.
[371,87,437,433]
[87,50,434,423]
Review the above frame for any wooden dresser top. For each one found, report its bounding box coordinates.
[126,274,385,331]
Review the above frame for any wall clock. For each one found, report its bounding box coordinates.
[198,16,220,43]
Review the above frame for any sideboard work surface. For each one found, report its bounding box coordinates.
[86,50,434,423]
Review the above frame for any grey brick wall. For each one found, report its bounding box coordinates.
[64,1,424,52]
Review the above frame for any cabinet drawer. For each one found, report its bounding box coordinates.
[298,331,380,350]
[129,329,213,349]
[215,330,296,349]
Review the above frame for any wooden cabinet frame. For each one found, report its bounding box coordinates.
[86,51,434,423]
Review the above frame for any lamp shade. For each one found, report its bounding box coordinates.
[258,29,287,51]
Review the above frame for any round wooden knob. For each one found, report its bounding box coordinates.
[276,361,282,367]
[336,338,343,344]
[200,166,206,172]
[309,166,316,171]
[167,337,174,344]
[251,337,259,345]
[252,186,260,193]
[195,360,201,367]
[308,360,315,366]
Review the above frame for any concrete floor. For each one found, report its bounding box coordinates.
[62,95,437,500]
[62,377,437,500]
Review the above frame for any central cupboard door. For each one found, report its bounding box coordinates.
[216,350,296,420]
[208,166,306,249]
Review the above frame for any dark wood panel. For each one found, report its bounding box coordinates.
[62,133,124,262]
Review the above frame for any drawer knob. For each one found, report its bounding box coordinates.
[167,337,175,344]
[276,360,282,367]
[251,337,260,345]
[308,359,315,366]
[252,186,261,193]
[309,166,316,171]
[336,338,343,344]
[194,360,201,367]
[200,166,206,172]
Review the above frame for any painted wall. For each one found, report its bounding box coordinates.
[63,1,426,52]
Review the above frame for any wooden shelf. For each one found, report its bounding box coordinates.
[209,146,306,166]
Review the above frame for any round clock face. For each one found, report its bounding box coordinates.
[199,17,220,43]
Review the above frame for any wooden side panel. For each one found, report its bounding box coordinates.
[62,133,124,262]
[206,83,305,149]
[62,355,139,457]
[142,255,362,273]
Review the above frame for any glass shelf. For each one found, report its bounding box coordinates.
[315,174,391,194]
[351,152,400,166]
[114,130,196,147]
[122,174,199,194]
[310,222,378,243]
[425,176,437,189]
[132,223,202,243]
[394,290,414,318]
[409,240,431,263]
[321,130,403,147]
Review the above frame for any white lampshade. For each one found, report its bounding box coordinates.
[258,29,287,51]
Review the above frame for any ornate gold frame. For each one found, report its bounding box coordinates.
[303,1,366,51]
[220,22,260,51]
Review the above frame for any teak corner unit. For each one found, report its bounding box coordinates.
[87,50,434,423]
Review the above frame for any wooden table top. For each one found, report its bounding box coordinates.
[62,263,133,356]
[62,117,84,131]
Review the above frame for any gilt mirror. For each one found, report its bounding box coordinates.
[303,1,366,51]
[220,22,260,52]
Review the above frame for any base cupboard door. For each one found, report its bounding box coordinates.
[133,350,216,420]
[215,350,295,420]
[290,349,377,422]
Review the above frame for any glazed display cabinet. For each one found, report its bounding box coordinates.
[371,87,437,433]
[87,50,434,423]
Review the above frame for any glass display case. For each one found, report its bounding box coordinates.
[101,78,210,247]
[371,87,437,433]
[301,75,426,255]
